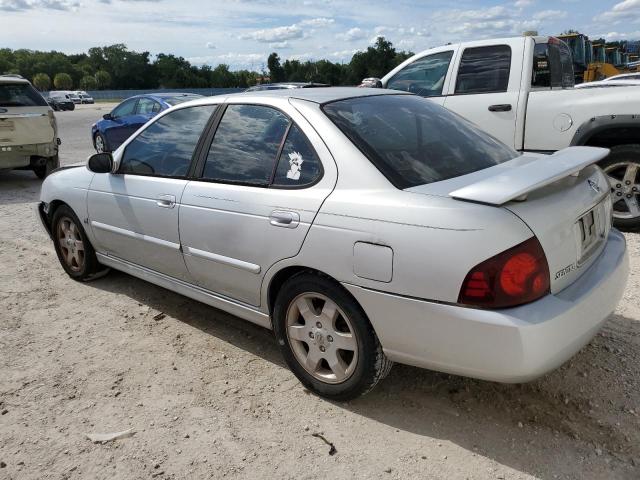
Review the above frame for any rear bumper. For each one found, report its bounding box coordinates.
[344,229,629,383]
[0,141,58,169]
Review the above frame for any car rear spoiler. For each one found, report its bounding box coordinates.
[449,147,610,206]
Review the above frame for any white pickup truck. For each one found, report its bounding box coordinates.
[366,35,640,229]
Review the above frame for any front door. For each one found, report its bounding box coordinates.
[179,103,336,306]
[443,44,523,148]
[88,104,217,280]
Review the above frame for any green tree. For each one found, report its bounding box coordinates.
[79,75,97,90]
[32,73,51,91]
[53,72,73,89]
[94,70,111,89]
[348,36,412,84]
[267,52,285,82]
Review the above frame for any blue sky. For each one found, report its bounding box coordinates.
[0,0,638,69]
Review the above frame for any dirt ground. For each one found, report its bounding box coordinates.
[1,104,639,480]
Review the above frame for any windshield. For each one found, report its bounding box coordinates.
[163,95,203,106]
[322,94,519,189]
[0,83,48,107]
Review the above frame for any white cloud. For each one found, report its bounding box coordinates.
[205,42,216,49]
[269,41,291,49]
[337,27,367,41]
[600,0,640,21]
[239,24,304,43]
[532,9,567,21]
[299,17,334,27]
[0,0,80,11]
[514,0,534,7]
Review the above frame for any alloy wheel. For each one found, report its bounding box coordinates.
[95,135,105,153]
[56,216,85,272]
[605,162,640,220]
[285,292,358,384]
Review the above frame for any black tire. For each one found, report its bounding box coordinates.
[69,103,75,111]
[94,132,109,153]
[599,144,640,231]
[33,155,59,179]
[51,205,106,281]
[273,272,392,401]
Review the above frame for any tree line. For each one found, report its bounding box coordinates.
[0,38,413,91]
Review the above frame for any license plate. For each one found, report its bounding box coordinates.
[576,201,608,264]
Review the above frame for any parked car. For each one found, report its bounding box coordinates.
[601,73,640,82]
[46,94,75,111]
[245,82,329,92]
[67,92,81,104]
[38,88,628,400]
[574,79,640,89]
[75,91,94,104]
[361,35,640,229]
[91,93,203,153]
[0,75,60,178]
[47,91,75,111]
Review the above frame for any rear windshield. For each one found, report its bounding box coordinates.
[0,83,48,107]
[163,95,203,106]
[322,94,518,189]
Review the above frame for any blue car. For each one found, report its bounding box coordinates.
[91,93,203,153]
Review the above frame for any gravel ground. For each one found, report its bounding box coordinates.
[0,104,639,480]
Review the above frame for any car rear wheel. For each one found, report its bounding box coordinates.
[273,272,392,400]
[33,155,59,179]
[52,205,106,281]
[601,145,640,230]
[94,133,108,153]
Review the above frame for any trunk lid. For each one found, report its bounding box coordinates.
[406,147,612,293]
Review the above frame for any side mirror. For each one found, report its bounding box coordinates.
[103,113,113,120]
[88,152,114,173]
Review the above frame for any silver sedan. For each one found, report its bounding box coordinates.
[38,88,629,400]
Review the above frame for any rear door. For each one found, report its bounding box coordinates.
[443,40,525,148]
[179,101,337,307]
[88,104,217,280]
[0,82,53,148]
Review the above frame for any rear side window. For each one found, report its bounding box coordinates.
[272,124,323,187]
[322,95,518,189]
[120,105,215,177]
[203,105,289,185]
[386,51,453,97]
[455,45,511,94]
[136,97,159,114]
[0,83,48,107]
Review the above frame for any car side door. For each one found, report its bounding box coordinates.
[179,101,337,307]
[104,98,139,149]
[443,40,525,148]
[87,104,217,280]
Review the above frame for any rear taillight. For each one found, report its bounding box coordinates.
[458,237,550,309]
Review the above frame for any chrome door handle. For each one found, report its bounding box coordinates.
[269,210,300,228]
[156,194,176,209]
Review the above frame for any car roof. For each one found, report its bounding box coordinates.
[0,75,29,84]
[224,86,409,104]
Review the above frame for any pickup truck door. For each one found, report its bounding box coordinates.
[443,39,526,149]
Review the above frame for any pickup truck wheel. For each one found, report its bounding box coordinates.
[273,272,392,401]
[601,145,640,230]
[33,155,59,179]
[52,205,106,281]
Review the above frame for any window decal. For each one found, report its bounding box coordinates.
[286,151,304,180]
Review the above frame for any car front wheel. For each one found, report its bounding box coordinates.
[601,145,640,230]
[94,133,108,153]
[273,272,392,400]
[51,205,106,281]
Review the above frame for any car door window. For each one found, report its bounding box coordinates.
[112,99,137,119]
[119,105,216,177]
[455,45,511,94]
[272,124,323,187]
[136,98,159,115]
[203,104,289,185]
[386,51,453,97]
